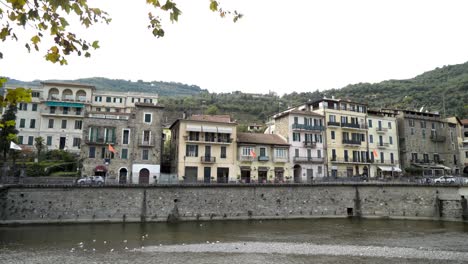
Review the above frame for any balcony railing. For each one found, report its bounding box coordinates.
[377,142,390,148]
[371,160,397,165]
[85,137,117,145]
[430,135,446,142]
[341,123,367,130]
[138,137,156,147]
[258,156,269,162]
[376,127,388,133]
[411,159,432,164]
[273,156,288,163]
[303,141,316,148]
[41,109,84,117]
[342,139,362,145]
[292,123,324,131]
[201,156,216,163]
[293,156,324,163]
[184,136,232,144]
[327,121,340,127]
[331,157,370,164]
[239,156,254,162]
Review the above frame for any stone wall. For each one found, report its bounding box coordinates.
[1,184,467,224]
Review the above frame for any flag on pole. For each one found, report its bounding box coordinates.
[250,149,257,158]
[373,149,378,158]
[108,144,116,154]
[10,141,22,150]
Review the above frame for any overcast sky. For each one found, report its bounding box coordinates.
[2,0,468,94]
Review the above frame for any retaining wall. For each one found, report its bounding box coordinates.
[1,184,467,224]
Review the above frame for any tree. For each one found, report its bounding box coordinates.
[34,136,45,162]
[0,0,242,65]
[206,105,219,115]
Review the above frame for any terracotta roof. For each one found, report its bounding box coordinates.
[461,119,468,125]
[188,115,233,123]
[237,133,289,146]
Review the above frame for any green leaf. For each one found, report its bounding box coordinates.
[31,35,41,44]
[210,1,218,11]
[91,40,99,49]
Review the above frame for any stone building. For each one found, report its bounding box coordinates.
[367,109,401,178]
[266,109,325,182]
[81,103,164,184]
[170,115,237,183]
[462,119,468,175]
[236,133,290,183]
[395,109,461,176]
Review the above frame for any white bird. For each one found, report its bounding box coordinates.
[141,246,145,249]
[110,248,114,252]
[206,241,210,244]
[79,245,84,248]
[159,244,162,246]
[92,248,95,252]
[83,249,87,252]
[104,241,107,244]
[92,239,96,243]
[125,247,128,250]
[123,240,127,243]
[78,242,83,245]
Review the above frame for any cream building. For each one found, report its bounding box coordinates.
[170,115,237,183]
[367,109,401,178]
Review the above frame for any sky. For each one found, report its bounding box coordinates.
[2,0,468,95]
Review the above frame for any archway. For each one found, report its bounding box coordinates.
[119,168,128,184]
[48,88,59,100]
[139,168,150,184]
[62,89,73,101]
[76,90,87,102]
[293,164,302,183]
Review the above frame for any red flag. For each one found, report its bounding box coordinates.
[108,144,116,154]
[373,149,378,158]
[250,149,257,158]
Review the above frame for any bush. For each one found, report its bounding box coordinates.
[44,150,77,162]
[25,163,46,177]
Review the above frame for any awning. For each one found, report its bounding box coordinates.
[186,124,201,132]
[46,101,84,108]
[240,166,251,171]
[94,165,107,172]
[258,167,269,172]
[378,166,394,172]
[392,166,402,172]
[430,165,451,170]
[202,126,217,133]
[217,127,233,133]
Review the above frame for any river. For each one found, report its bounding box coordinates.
[1,219,468,263]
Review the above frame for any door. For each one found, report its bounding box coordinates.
[241,169,251,183]
[139,168,150,184]
[205,146,211,159]
[59,137,66,150]
[185,166,198,183]
[306,169,313,183]
[294,165,302,183]
[217,168,229,183]
[204,167,211,183]
[119,168,127,184]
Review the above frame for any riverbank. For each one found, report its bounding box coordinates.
[1,183,468,225]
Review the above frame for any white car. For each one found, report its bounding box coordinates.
[433,176,455,184]
[77,176,105,185]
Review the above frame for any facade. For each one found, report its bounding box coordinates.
[236,133,290,183]
[462,119,468,175]
[395,110,461,176]
[367,109,401,178]
[81,103,164,184]
[170,115,237,183]
[309,98,370,178]
[269,109,325,182]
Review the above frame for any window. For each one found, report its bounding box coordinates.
[317,149,322,158]
[144,113,152,123]
[143,130,151,143]
[390,153,394,164]
[368,119,372,128]
[75,108,82,115]
[294,117,298,124]
[411,153,418,161]
[74,120,82,130]
[242,146,254,156]
[422,129,426,139]
[50,106,56,114]
[331,149,336,160]
[275,148,287,158]
[61,120,67,129]
[19,119,25,128]
[18,136,23,144]
[106,97,112,102]
[105,107,110,112]
[122,129,130,144]
[420,121,426,128]
[295,149,299,157]
[30,119,36,129]
[410,128,414,135]
[46,136,52,146]
[369,135,373,143]
[19,103,28,111]
[318,166,322,175]
[293,132,301,142]
[466,151,468,158]
[220,146,227,159]
[28,136,34,145]
[73,138,81,148]
[388,122,392,129]
[89,146,96,158]
[96,107,101,112]
[431,122,435,129]
[331,131,335,140]
[389,136,393,145]
[259,147,266,157]
[121,149,128,159]
[32,103,38,111]
[32,91,40,97]
[48,119,54,128]
[63,107,69,115]
[95,96,102,102]
[142,149,149,160]
[380,152,384,163]
[408,119,415,127]
[186,145,199,157]
[329,115,336,122]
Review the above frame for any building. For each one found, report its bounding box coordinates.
[81,102,164,184]
[395,110,461,176]
[247,123,264,133]
[267,109,325,182]
[236,133,290,183]
[170,115,237,183]
[308,98,370,178]
[461,119,468,175]
[367,109,401,178]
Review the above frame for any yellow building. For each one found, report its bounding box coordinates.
[308,98,369,178]
[236,133,290,183]
[170,115,237,183]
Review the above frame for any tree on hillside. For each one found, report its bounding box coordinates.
[0,0,242,65]
[206,105,219,115]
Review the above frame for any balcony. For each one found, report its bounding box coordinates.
[85,137,117,145]
[273,156,288,163]
[327,121,340,127]
[331,157,370,164]
[201,156,216,163]
[41,109,85,117]
[377,142,390,149]
[292,123,323,131]
[184,136,233,144]
[342,139,362,146]
[341,122,367,130]
[138,137,156,147]
[239,156,254,162]
[303,141,317,148]
[411,159,432,164]
[293,156,324,163]
[430,135,446,142]
[371,160,397,165]
[87,112,130,120]
[376,127,388,133]
[258,156,269,162]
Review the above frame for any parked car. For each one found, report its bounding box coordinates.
[433,176,455,184]
[77,176,105,185]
